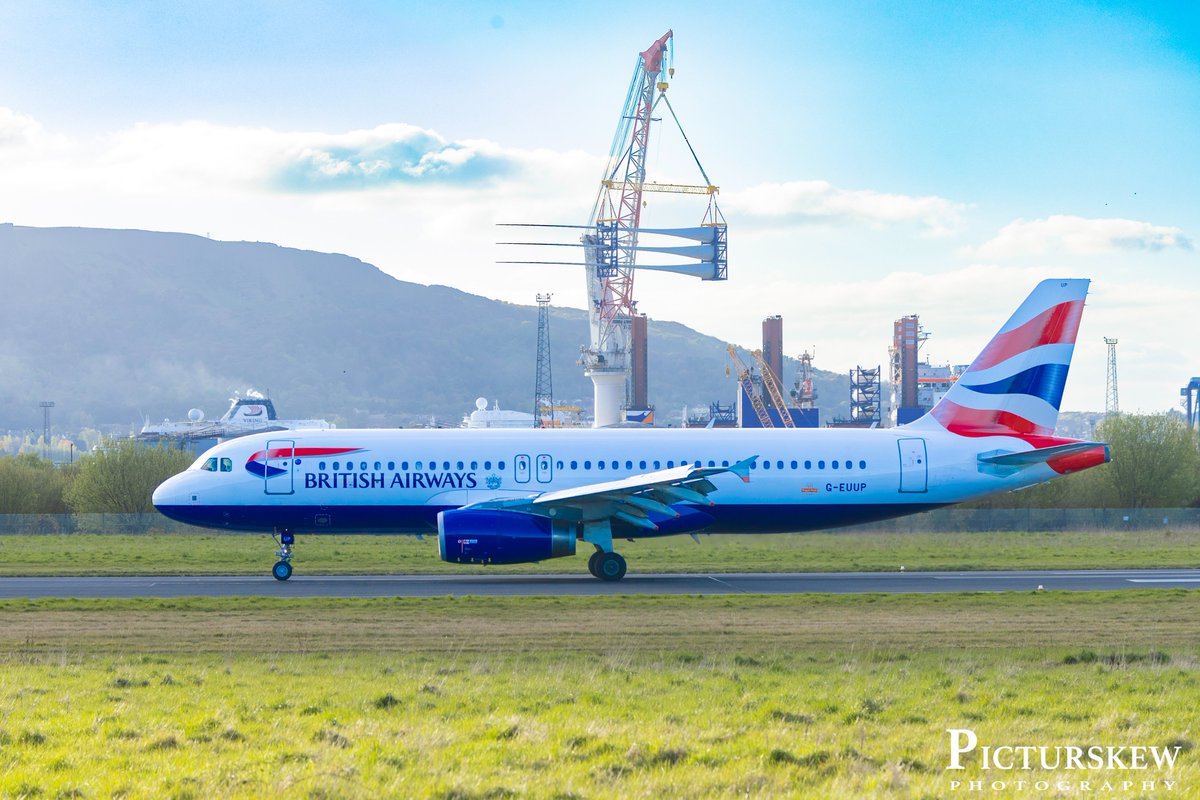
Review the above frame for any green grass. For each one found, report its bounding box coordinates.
[1,592,1198,798]
[1,528,1199,576]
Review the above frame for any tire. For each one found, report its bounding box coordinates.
[596,552,627,582]
[587,550,603,577]
[272,560,293,581]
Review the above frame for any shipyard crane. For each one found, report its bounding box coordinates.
[727,345,774,428]
[500,31,728,427]
[751,350,796,428]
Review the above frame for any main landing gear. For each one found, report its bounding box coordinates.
[587,548,627,582]
[272,530,295,581]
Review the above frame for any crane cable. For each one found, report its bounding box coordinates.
[659,93,712,188]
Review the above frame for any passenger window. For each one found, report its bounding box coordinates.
[763,461,771,470]
[470,461,477,470]
[401,461,409,470]
[220,458,233,472]
[654,460,661,469]
[639,460,647,470]
[694,460,701,468]
[832,461,839,469]
[333,462,340,471]
[791,460,798,470]
[818,460,825,469]
[556,460,564,470]
[860,460,867,469]
[777,460,783,470]
[443,461,450,471]
[708,460,715,467]
[484,461,491,470]
[625,460,632,470]
[498,461,506,470]
[415,461,422,470]
[201,457,217,471]
[805,460,812,470]
[457,461,463,471]
[584,460,591,469]
[319,461,326,470]
[374,461,382,470]
[570,460,578,470]
[667,461,674,468]
[598,461,605,470]
[387,462,395,470]
[612,461,619,470]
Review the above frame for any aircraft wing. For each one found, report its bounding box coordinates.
[463,456,756,530]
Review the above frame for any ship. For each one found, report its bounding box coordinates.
[139,393,333,448]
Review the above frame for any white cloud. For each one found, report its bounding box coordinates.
[722,180,966,237]
[0,106,70,154]
[970,215,1192,259]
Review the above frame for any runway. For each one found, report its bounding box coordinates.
[2,569,1199,599]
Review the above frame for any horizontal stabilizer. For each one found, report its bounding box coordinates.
[979,441,1108,472]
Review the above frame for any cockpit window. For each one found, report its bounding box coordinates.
[200,457,217,472]
[219,458,233,472]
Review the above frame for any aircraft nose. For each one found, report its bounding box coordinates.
[152,473,185,509]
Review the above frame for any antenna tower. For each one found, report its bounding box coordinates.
[534,294,554,428]
[39,401,55,455]
[1104,337,1119,417]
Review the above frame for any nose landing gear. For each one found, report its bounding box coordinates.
[272,530,295,581]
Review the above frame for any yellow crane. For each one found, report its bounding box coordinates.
[751,350,796,428]
[726,345,773,428]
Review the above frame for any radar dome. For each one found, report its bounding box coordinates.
[187,408,205,422]
[475,397,488,411]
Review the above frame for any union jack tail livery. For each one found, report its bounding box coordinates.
[914,279,1088,440]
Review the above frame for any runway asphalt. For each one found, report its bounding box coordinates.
[1,569,1199,599]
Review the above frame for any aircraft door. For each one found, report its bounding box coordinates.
[514,454,531,484]
[264,438,296,495]
[897,438,928,493]
[535,453,553,484]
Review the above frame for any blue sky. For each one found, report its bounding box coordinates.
[1,1,1196,413]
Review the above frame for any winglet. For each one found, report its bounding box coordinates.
[729,456,757,483]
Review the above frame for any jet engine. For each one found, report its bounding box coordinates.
[437,509,576,565]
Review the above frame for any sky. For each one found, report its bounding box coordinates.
[1,1,1197,414]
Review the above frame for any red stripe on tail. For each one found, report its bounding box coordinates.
[971,300,1084,371]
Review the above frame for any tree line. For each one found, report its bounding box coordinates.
[0,414,1196,515]
[0,441,193,514]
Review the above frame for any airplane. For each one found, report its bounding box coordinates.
[153,279,1110,582]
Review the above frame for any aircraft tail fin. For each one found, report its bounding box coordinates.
[909,279,1089,439]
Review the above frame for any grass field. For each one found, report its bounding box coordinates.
[2,592,1198,798]
[1,527,1199,576]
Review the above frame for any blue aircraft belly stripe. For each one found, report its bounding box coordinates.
[156,502,948,536]
[960,362,1070,409]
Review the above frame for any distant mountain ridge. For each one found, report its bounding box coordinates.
[0,224,850,430]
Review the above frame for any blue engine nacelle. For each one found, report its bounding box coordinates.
[438,509,576,565]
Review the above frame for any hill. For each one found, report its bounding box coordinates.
[0,224,849,430]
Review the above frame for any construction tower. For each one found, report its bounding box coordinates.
[534,294,554,428]
[1104,337,1119,417]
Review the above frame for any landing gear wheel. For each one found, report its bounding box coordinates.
[272,560,293,581]
[595,552,627,582]
[587,550,604,578]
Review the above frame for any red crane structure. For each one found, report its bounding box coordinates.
[501,31,727,427]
